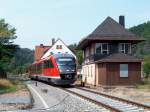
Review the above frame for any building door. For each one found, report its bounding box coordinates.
[107,63,118,85]
[98,63,106,85]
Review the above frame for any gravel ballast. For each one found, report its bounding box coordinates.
[27,81,109,112]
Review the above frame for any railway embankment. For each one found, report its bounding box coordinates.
[0,79,33,111]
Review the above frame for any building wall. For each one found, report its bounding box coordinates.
[82,55,142,86]
[82,64,96,85]
[83,62,142,86]
[106,62,141,85]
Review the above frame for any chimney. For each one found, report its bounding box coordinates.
[52,38,55,45]
[40,44,43,47]
[119,15,125,27]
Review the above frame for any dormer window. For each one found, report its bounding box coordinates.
[95,43,109,55]
[119,43,131,54]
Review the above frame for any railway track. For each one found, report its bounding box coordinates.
[32,80,150,112]
[60,87,150,112]
[78,87,150,110]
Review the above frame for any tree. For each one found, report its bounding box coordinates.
[68,43,83,65]
[7,48,34,74]
[0,19,18,77]
[76,50,83,65]
[129,21,150,56]
[143,61,150,78]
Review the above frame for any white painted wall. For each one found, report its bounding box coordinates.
[41,39,76,59]
[82,64,96,85]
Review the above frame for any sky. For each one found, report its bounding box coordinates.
[0,0,150,49]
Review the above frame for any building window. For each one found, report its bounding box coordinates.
[56,45,62,49]
[85,47,90,57]
[119,43,131,54]
[120,64,128,77]
[95,43,109,55]
[56,45,59,49]
[60,45,62,49]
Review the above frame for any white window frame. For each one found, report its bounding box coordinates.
[120,64,128,77]
[119,43,131,54]
[95,43,109,54]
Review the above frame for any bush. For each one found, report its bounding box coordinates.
[143,61,150,78]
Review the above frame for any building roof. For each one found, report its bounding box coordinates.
[77,17,145,49]
[34,45,51,61]
[95,53,143,63]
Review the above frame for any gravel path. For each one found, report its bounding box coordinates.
[26,81,109,112]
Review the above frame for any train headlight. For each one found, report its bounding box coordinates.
[72,69,75,72]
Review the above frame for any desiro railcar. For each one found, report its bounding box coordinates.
[29,53,76,85]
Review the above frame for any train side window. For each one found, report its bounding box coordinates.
[37,64,41,74]
[44,61,49,68]
[33,65,35,74]
[36,64,39,74]
[48,60,53,68]
[44,60,53,68]
[44,61,46,68]
[39,63,42,74]
[35,65,37,74]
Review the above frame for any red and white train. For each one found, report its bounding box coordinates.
[28,53,76,85]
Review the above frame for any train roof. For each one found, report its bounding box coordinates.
[53,53,74,58]
[31,53,74,65]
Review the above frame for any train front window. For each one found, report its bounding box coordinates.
[57,58,75,66]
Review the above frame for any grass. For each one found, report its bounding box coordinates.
[136,78,150,91]
[0,79,26,94]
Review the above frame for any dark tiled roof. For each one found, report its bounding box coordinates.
[95,53,143,63]
[77,17,145,49]
[89,17,135,38]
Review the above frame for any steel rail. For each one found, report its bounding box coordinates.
[60,87,121,112]
[77,87,150,110]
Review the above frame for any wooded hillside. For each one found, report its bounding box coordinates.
[129,21,150,57]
